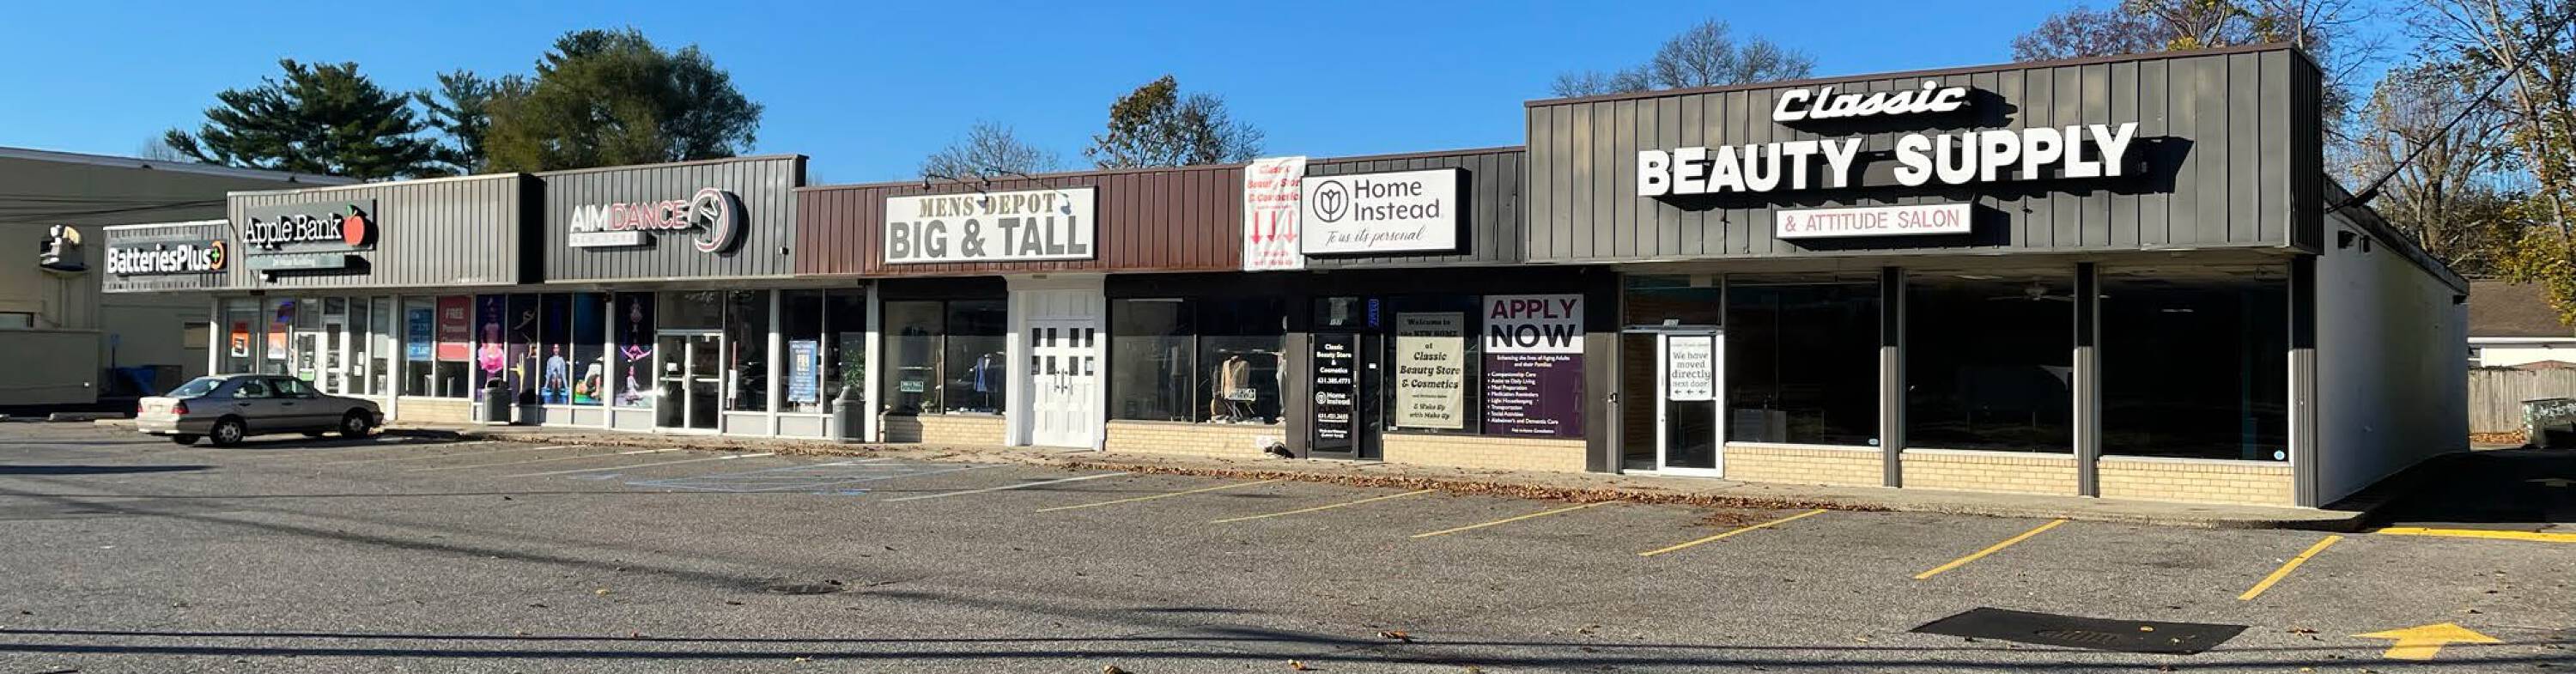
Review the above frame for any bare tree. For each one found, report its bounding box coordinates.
[2348,60,2523,273]
[135,137,190,162]
[921,121,1062,181]
[1549,20,1814,97]
[2013,5,2166,60]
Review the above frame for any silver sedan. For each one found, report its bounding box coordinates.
[136,374,381,446]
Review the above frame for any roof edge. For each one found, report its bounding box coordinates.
[802,146,1528,192]
[1525,43,2306,108]
[0,146,360,185]
[2325,178,2470,294]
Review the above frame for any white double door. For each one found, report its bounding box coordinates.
[1026,319,1100,447]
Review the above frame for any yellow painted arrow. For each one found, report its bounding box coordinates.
[2352,622,2500,660]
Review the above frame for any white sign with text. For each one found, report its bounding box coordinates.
[1299,168,1461,255]
[883,187,1097,264]
[1242,156,1307,270]
[1775,203,1972,240]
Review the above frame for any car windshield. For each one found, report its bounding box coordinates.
[167,377,225,398]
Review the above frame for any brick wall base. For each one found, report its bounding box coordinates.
[1105,421,1284,459]
[394,398,470,425]
[884,414,1005,446]
[1902,451,2077,495]
[1722,444,1880,487]
[2099,458,2293,507]
[1381,434,1586,472]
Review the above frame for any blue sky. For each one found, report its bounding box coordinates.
[7,0,2241,184]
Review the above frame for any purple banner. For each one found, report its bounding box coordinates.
[1480,352,1583,438]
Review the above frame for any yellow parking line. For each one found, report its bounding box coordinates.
[1914,519,2067,580]
[1413,501,1616,538]
[1212,489,1436,524]
[1638,509,1827,557]
[1034,479,1279,513]
[2376,527,2576,543]
[2239,535,2343,601]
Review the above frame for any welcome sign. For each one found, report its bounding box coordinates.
[884,187,1097,264]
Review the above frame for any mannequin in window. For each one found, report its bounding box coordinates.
[1213,353,1255,422]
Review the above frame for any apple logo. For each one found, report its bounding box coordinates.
[340,206,374,247]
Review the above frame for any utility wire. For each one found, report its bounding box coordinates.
[2331,7,2576,213]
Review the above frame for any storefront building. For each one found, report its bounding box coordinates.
[100,45,2463,508]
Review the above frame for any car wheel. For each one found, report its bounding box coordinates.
[208,418,246,447]
[340,410,374,438]
[169,434,200,446]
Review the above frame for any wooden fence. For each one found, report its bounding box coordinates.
[2468,367,2576,434]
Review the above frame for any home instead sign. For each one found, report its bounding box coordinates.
[1299,168,1461,255]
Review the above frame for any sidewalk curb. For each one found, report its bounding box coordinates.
[382,424,2363,531]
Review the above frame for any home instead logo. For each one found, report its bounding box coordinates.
[106,240,228,276]
[568,188,744,254]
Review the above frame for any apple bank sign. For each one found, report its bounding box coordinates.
[1299,167,1461,255]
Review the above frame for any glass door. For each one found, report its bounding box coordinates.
[653,331,724,431]
[1656,331,1723,476]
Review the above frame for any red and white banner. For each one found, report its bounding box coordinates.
[1242,156,1307,271]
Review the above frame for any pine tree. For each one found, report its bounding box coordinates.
[164,59,444,179]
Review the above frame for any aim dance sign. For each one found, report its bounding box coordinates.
[1634,79,2141,203]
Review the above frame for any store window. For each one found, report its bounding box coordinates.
[824,289,868,413]
[1619,276,1724,465]
[0,312,31,329]
[569,294,605,405]
[1905,270,2075,452]
[779,290,827,414]
[221,298,259,374]
[2100,267,2290,461]
[726,290,770,412]
[368,297,393,396]
[612,293,655,408]
[1726,276,1880,446]
[881,299,1005,416]
[1384,295,1473,433]
[1109,298,1287,424]
[265,298,295,376]
[1622,275,1725,327]
[506,294,539,404]
[536,294,573,404]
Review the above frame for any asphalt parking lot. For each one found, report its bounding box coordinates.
[0,422,2568,672]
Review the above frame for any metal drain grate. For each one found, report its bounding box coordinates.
[1913,607,2247,654]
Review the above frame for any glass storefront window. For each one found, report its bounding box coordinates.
[221,298,258,374]
[779,290,828,414]
[1905,270,2075,452]
[944,301,1006,414]
[612,293,655,409]
[506,294,539,404]
[570,294,605,405]
[2101,267,2290,461]
[1726,276,1880,446]
[824,289,868,413]
[403,298,437,397]
[659,291,723,330]
[264,298,294,375]
[884,301,944,415]
[537,294,573,404]
[1111,300,1194,422]
[1622,275,1724,327]
[1383,295,1473,433]
[726,290,770,412]
[368,297,393,396]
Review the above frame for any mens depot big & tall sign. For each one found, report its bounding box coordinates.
[883,187,1097,264]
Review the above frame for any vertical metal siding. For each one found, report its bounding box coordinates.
[794,165,1244,276]
[540,155,805,282]
[1521,47,2309,263]
[222,173,527,290]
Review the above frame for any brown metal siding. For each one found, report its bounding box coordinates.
[224,173,528,290]
[540,155,805,283]
[1305,148,1527,269]
[797,165,1243,276]
[1523,46,2311,263]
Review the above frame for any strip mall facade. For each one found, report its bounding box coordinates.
[100,46,2466,508]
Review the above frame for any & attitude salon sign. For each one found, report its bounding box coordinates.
[884,187,1097,264]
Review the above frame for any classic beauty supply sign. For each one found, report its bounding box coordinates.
[1481,294,1583,439]
[884,187,1097,264]
[1300,168,1461,255]
[1637,80,2141,198]
[1394,313,1467,429]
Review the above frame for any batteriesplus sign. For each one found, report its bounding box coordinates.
[106,240,227,276]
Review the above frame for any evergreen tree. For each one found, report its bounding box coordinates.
[163,59,444,179]
[478,28,762,172]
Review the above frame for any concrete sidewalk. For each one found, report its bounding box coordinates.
[86,417,2364,530]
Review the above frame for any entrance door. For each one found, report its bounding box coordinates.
[1654,331,1723,475]
[319,313,349,394]
[1309,331,1383,460]
[653,331,723,431]
[1027,320,1099,447]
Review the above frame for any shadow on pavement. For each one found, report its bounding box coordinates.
[2364,448,2576,531]
[0,465,207,476]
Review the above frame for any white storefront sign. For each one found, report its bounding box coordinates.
[1771,80,1970,122]
[568,188,744,253]
[1775,203,1972,240]
[1393,313,1467,429]
[1242,156,1307,270]
[883,187,1097,264]
[1666,335,1714,401]
[1299,168,1461,255]
[1635,78,2141,198]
